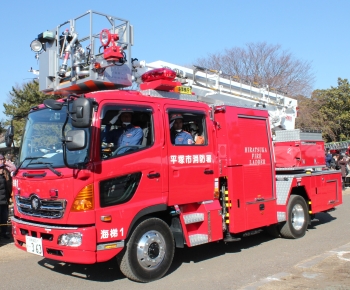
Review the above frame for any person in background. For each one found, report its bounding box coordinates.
[0,162,11,239]
[345,154,350,188]
[169,114,194,145]
[329,154,337,169]
[5,153,16,175]
[337,155,348,190]
[331,153,340,170]
[325,149,333,168]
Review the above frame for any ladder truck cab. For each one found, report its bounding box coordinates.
[10,11,342,283]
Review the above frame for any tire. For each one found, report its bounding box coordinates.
[118,218,175,282]
[280,195,308,239]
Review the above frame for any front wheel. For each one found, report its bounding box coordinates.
[280,195,308,239]
[118,218,175,282]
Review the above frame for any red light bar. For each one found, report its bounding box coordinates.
[141,68,176,83]
[140,79,181,91]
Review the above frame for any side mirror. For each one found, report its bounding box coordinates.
[5,125,14,147]
[65,130,86,151]
[71,98,92,128]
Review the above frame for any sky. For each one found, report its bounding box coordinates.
[1,0,350,123]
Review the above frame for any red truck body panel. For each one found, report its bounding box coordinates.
[274,140,326,168]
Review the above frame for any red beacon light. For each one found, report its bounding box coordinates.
[140,68,181,91]
[141,68,176,82]
[99,29,123,61]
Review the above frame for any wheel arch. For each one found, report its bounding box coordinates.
[125,204,184,248]
[126,204,169,238]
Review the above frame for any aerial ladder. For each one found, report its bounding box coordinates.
[132,60,298,131]
[325,140,350,153]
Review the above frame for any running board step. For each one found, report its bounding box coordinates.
[189,234,208,246]
[183,213,205,224]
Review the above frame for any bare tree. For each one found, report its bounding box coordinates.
[195,42,314,97]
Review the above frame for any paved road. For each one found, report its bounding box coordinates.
[1,192,350,290]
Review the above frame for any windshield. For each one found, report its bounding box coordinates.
[19,107,90,169]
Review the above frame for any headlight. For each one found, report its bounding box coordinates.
[58,233,82,247]
[30,39,43,52]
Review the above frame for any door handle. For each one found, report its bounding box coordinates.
[204,169,214,174]
[23,172,47,178]
[147,172,160,179]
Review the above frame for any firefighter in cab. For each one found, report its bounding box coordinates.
[170,114,194,145]
[101,110,143,154]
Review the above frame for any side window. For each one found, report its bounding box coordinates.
[168,110,207,146]
[100,172,142,207]
[100,105,154,160]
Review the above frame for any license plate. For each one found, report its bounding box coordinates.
[174,86,192,94]
[25,236,43,256]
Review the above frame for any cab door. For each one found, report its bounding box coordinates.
[93,100,165,245]
[165,105,215,205]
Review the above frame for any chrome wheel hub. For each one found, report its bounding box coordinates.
[291,204,305,230]
[136,230,166,269]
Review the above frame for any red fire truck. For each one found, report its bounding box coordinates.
[8,11,342,282]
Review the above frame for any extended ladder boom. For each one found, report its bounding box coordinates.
[133,60,298,131]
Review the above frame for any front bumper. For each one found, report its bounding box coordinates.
[11,217,123,264]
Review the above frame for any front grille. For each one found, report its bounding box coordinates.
[15,196,66,219]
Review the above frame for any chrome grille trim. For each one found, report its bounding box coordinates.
[15,196,67,219]
[11,217,78,230]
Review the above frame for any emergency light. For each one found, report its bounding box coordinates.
[99,29,123,61]
[141,68,177,83]
[100,29,113,47]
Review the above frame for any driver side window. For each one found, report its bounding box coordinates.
[100,105,154,160]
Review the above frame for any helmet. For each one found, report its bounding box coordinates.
[170,113,183,122]
[189,123,198,131]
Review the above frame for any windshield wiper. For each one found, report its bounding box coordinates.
[13,156,43,177]
[29,162,62,176]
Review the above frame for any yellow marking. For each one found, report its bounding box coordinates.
[104,244,118,249]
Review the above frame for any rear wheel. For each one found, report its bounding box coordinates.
[280,195,308,239]
[118,218,175,282]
